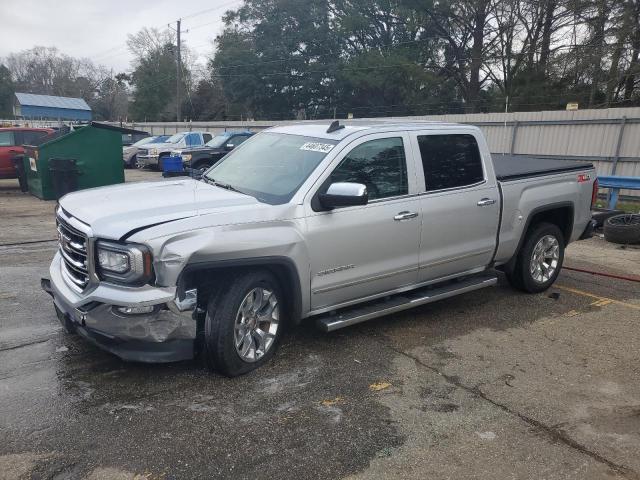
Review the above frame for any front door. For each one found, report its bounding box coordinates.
[305,133,422,311]
[410,132,500,282]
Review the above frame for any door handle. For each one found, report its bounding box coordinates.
[394,211,419,221]
[477,198,496,207]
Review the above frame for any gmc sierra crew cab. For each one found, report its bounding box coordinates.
[42,121,597,376]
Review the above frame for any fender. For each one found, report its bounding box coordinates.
[177,256,303,324]
[501,201,575,273]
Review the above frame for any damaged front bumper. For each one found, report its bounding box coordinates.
[42,252,197,363]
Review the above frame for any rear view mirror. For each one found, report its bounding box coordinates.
[225,143,235,150]
[319,182,368,209]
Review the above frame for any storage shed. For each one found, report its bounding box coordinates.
[13,93,92,121]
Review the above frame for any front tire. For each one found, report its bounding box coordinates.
[506,222,564,293]
[192,160,212,176]
[203,270,284,376]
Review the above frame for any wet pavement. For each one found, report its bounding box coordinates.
[1,173,640,479]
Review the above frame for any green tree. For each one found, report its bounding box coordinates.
[127,28,189,121]
[0,64,14,118]
[213,0,339,119]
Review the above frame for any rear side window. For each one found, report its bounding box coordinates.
[417,134,484,191]
[0,131,15,146]
[329,137,408,201]
[203,133,213,143]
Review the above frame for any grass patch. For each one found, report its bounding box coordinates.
[595,200,640,213]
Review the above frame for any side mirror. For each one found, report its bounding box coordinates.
[319,182,368,209]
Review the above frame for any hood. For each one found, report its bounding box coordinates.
[138,141,178,152]
[59,178,260,239]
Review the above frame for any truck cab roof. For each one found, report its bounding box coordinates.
[267,120,478,141]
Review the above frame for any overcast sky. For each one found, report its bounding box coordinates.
[0,0,242,72]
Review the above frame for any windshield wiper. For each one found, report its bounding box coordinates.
[203,177,245,195]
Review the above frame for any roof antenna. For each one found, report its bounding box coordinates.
[326,120,345,134]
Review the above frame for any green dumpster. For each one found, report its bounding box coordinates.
[24,122,125,200]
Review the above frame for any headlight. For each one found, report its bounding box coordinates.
[150,148,158,156]
[98,248,129,273]
[182,153,191,161]
[96,241,153,285]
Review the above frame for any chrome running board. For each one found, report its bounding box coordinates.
[315,273,498,332]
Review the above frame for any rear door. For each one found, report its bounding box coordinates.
[410,131,500,282]
[305,133,422,311]
[0,130,17,177]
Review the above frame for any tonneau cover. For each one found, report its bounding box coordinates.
[493,154,593,181]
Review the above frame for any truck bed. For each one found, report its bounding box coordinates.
[493,154,593,181]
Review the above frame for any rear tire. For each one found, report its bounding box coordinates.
[603,214,640,244]
[506,222,564,293]
[203,270,285,376]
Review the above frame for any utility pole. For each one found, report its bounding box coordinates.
[176,19,181,123]
[170,19,188,122]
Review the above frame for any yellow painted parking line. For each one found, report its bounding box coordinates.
[556,285,640,311]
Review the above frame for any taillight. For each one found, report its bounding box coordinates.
[591,178,599,209]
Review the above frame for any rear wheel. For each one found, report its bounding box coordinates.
[506,222,564,293]
[203,270,284,376]
[126,154,137,169]
[604,214,640,244]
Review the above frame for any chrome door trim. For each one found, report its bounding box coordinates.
[418,248,494,269]
[312,266,419,295]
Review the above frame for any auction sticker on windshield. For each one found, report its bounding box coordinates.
[300,142,334,153]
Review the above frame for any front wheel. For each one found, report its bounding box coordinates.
[192,160,212,176]
[203,270,284,376]
[506,222,565,293]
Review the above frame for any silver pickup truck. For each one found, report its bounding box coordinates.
[42,121,597,376]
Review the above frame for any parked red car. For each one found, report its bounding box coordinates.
[0,127,54,179]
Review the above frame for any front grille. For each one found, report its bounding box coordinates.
[57,217,89,289]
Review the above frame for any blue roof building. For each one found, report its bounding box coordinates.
[13,93,92,121]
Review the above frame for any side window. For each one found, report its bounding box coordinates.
[230,135,249,146]
[0,131,15,146]
[329,137,408,201]
[417,134,484,192]
[203,133,213,143]
[186,133,200,146]
[22,131,49,145]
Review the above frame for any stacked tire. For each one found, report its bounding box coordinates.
[603,214,640,244]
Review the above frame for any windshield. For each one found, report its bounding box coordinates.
[204,132,337,204]
[206,134,232,148]
[166,133,186,144]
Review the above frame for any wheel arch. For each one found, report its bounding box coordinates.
[501,202,574,273]
[177,257,303,325]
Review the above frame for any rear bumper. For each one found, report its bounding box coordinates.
[42,254,196,363]
[579,219,597,240]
